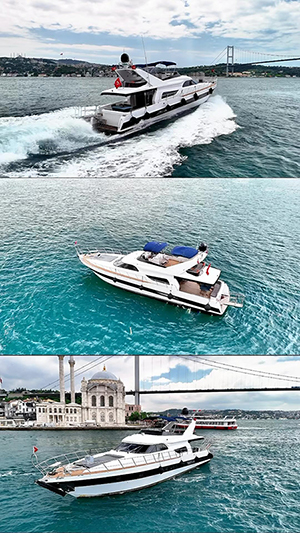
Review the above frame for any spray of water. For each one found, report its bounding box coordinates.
[0,96,238,176]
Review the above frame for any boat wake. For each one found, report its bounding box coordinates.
[0,96,238,176]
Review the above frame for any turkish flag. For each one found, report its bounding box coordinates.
[114,77,122,88]
[33,446,38,453]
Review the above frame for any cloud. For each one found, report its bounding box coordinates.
[1,0,300,60]
[1,356,300,412]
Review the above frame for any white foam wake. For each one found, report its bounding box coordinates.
[54,95,238,177]
[0,96,238,176]
[0,107,100,166]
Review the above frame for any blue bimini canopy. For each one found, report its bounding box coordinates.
[143,241,168,253]
[171,246,198,259]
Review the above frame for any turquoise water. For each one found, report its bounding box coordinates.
[0,77,299,177]
[1,421,300,533]
[0,178,299,355]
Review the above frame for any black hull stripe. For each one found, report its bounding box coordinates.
[91,269,222,314]
[120,91,212,130]
[40,453,213,493]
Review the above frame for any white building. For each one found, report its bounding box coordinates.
[36,400,80,426]
[5,399,36,420]
[36,358,126,427]
[81,367,126,426]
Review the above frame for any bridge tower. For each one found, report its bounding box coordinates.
[134,355,140,406]
[226,46,234,77]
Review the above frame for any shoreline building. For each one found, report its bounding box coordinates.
[81,368,126,426]
[36,358,126,427]
[36,356,80,427]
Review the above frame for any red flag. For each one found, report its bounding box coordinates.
[74,241,77,245]
[33,446,38,453]
[114,77,122,88]
[60,53,63,56]
[206,263,211,275]
[0,378,2,384]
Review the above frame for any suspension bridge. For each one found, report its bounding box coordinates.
[211,45,300,76]
[42,356,300,406]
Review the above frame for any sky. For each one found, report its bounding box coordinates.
[1,0,300,66]
[1,355,300,411]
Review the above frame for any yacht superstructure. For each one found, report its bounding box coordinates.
[77,53,217,136]
[34,420,213,498]
[76,241,244,316]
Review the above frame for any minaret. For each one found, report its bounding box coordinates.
[69,356,75,404]
[58,356,65,404]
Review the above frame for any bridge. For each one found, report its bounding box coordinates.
[42,356,300,406]
[211,46,300,76]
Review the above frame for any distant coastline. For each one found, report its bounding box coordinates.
[1,56,299,78]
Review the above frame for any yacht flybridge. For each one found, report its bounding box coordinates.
[76,241,244,316]
[78,53,217,136]
[34,420,213,498]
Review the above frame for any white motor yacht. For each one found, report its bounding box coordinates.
[76,241,244,316]
[77,53,217,136]
[34,420,213,498]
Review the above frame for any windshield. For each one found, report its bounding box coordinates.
[115,443,168,453]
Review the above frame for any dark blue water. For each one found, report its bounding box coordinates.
[1,421,300,533]
[0,77,299,176]
[0,178,299,355]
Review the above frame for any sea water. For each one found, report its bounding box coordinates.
[0,178,299,355]
[0,77,299,177]
[1,420,300,533]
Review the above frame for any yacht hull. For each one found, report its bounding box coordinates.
[37,453,213,498]
[94,271,227,316]
[92,91,212,136]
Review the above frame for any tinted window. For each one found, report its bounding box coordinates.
[162,90,178,98]
[119,263,139,271]
[148,276,169,284]
[175,446,188,454]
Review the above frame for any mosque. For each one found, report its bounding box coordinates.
[36,357,126,427]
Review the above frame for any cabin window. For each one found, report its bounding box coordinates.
[118,263,139,271]
[162,90,178,98]
[147,276,169,284]
[175,446,188,454]
[100,395,105,407]
[130,89,156,109]
[109,396,114,407]
[182,80,196,87]
[91,395,96,407]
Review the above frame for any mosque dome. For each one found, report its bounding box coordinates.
[91,367,118,381]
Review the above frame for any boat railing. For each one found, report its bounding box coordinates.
[74,105,103,119]
[74,243,129,257]
[32,447,194,477]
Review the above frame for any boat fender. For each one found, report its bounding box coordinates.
[166,105,171,112]
[194,93,199,100]
[144,112,150,120]
[209,88,213,94]
[204,303,211,311]
[181,98,186,105]
[168,293,173,300]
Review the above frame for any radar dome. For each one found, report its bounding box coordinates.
[120,52,130,63]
